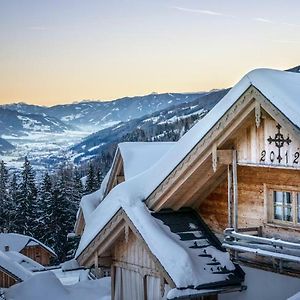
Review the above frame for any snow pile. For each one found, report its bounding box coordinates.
[5,272,111,300]
[76,69,300,288]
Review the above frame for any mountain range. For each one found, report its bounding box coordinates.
[1,65,299,170]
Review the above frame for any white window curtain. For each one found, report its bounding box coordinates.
[114,267,144,300]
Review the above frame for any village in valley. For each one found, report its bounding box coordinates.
[1,1,300,300]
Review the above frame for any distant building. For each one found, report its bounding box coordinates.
[0,233,56,266]
[75,68,300,299]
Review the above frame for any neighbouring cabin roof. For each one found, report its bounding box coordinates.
[76,68,300,294]
[0,233,56,257]
[0,250,32,282]
[5,251,44,272]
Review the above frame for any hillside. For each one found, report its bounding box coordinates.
[71,89,229,164]
[3,93,204,132]
[0,107,74,136]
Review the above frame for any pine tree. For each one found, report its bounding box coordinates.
[37,172,53,242]
[7,173,18,231]
[0,161,9,231]
[85,163,97,194]
[15,157,38,236]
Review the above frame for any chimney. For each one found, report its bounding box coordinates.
[4,245,9,252]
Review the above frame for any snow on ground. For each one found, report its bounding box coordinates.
[5,272,111,300]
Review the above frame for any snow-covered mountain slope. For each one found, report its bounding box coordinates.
[0,107,74,136]
[70,89,229,162]
[3,93,204,131]
[0,137,15,153]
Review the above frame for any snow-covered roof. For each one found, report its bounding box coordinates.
[78,142,175,221]
[5,251,44,272]
[0,250,32,281]
[79,169,111,221]
[118,142,176,180]
[0,233,56,256]
[76,69,300,291]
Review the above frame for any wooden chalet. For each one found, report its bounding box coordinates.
[0,233,56,266]
[75,68,300,300]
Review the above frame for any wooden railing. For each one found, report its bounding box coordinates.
[223,228,300,266]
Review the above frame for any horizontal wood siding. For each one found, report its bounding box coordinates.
[198,166,300,240]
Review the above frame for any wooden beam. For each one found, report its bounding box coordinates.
[218,150,233,165]
[227,164,233,228]
[232,150,238,231]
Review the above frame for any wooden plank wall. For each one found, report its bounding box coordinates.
[21,246,52,266]
[198,165,300,240]
[0,270,16,288]
[113,230,159,276]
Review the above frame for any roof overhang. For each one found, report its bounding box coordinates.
[146,86,300,211]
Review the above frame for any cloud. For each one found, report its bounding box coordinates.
[172,6,224,16]
[253,17,300,28]
[253,17,273,24]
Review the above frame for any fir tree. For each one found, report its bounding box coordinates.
[37,172,53,242]
[0,161,9,231]
[15,157,38,236]
[7,173,18,231]
[85,163,97,194]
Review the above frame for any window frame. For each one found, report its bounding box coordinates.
[265,184,300,227]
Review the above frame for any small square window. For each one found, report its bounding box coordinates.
[273,191,293,222]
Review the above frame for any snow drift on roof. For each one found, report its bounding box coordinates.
[118,142,176,180]
[0,233,56,256]
[76,68,300,288]
[0,250,32,281]
[5,251,44,272]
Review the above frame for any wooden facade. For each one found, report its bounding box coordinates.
[112,230,170,300]
[21,245,53,266]
[0,269,17,288]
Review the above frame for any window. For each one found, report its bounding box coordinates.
[273,191,293,222]
[268,187,300,226]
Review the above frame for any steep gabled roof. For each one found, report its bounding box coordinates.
[77,142,175,222]
[0,233,56,257]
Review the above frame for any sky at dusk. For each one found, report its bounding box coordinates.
[1,0,300,105]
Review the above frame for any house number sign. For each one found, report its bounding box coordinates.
[260,124,299,164]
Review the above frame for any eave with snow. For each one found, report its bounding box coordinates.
[75,68,300,300]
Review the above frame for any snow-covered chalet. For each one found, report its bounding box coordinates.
[74,68,300,300]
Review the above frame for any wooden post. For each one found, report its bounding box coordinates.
[232,150,238,231]
[227,164,233,228]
